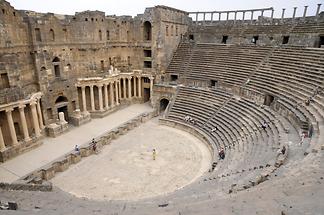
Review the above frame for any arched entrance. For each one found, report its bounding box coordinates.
[52,57,60,78]
[160,98,169,112]
[55,96,69,121]
[264,94,274,106]
[143,21,152,41]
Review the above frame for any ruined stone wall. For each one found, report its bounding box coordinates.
[0,1,37,104]
[189,17,324,47]
[143,6,189,75]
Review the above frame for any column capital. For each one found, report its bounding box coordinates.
[5,108,14,113]
[30,100,37,106]
[97,84,103,88]
[18,104,26,109]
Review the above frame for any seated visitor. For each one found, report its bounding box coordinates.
[261,121,268,130]
[219,148,225,160]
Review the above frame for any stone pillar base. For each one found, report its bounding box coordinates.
[70,111,91,126]
[46,122,69,138]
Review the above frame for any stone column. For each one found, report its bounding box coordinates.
[6,108,18,146]
[226,12,229,21]
[98,84,104,111]
[196,12,198,22]
[138,76,142,98]
[271,9,274,20]
[128,77,132,99]
[18,105,31,142]
[234,12,237,22]
[122,78,126,99]
[115,80,120,105]
[90,85,95,111]
[242,11,245,20]
[118,79,121,99]
[104,84,109,109]
[110,82,115,107]
[30,101,41,138]
[251,11,254,23]
[149,77,154,101]
[211,13,214,23]
[203,13,206,23]
[36,99,44,130]
[81,86,87,112]
[293,7,297,19]
[261,10,264,18]
[133,76,137,97]
[0,126,6,151]
[219,12,221,21]
[281,8,286,21]
[303,6,308,18]
[316,4,322,17]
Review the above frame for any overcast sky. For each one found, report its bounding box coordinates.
[6,0,322,18]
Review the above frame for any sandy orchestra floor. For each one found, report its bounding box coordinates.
[51,118,212,201]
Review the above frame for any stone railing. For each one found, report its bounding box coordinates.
[10,110,158,191]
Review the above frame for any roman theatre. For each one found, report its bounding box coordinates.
[0,1,324,214]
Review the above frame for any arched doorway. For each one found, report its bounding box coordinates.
[52,57,60,78]
[264,94,274,106]
[160,98,169,112]
[143,21,152,41]
[55,96,69,121]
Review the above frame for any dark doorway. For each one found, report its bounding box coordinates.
[143,21,152,41]
[222,35,228,44]
[319,36,324,48]
[53,57,61,78]
[210,80,218,87]
[57,106,68,122]
[160,99,169,112]
[282,36,289,44]
[55,96,69,121]
[264,94,274,106]
[170,74,178,82]
[0,73,9,89]
[144,61,152,68]
[189,34,194,40]
[144,49,152,57]
[143,88,150,102]
[252,36,259,44]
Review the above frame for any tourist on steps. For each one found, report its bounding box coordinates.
[91,138,97,153]
[75,145,80,155]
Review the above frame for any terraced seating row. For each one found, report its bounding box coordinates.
[167,42,324,137]
[165,86,288,196]
[177,43,273,86]
[245,47,324,131]
[291,20,324,33]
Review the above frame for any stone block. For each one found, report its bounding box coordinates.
[70,110,91,126]
[80,147,92,157]
[41,166,55,180]
[71,153,81,163]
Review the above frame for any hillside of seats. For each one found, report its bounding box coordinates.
[166,42,324,139]
[162,86,291,194]
[163,39,324,197]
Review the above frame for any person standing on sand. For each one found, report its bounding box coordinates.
[152,149,156,160]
